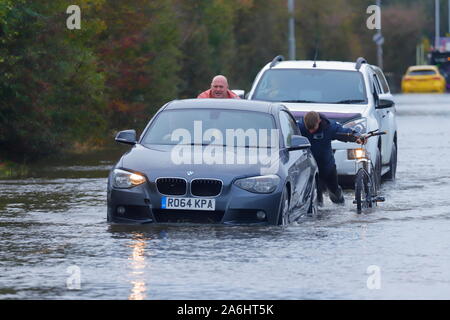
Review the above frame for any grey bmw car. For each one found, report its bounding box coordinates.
[107,99,318,225]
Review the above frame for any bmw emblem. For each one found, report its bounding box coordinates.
[186,171,194,176]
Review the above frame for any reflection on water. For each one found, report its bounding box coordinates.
[128,233,148,300]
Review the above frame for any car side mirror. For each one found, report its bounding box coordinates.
[115,130,137,145]
[376,98,395,109]
[288,135,311,151]
[232,89,245,99]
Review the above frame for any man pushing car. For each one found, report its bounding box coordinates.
[197,75,240,99]
[299,111,365,205]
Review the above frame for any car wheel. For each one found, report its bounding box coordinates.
[277,187,290,226]
[385,143,397,181]
[307,177,318,217]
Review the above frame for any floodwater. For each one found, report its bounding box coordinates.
[1,94,449,300]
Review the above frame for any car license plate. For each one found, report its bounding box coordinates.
[161,197,215,211]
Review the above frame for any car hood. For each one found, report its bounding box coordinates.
[282,102,367,123]
[119,144,281,182]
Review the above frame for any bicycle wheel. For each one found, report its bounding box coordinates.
[373,149,382,193]
[355,169,372,214]
[370,161,379,197]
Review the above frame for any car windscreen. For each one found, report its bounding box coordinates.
[408,70,437,76]
[141,109,277,147]
[252,69,368,104]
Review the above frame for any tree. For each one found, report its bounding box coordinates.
[174,0,239,98]
[382,3,427,88]
[0,0,107,160]
[96,0,181,130]
[231,0,288,91]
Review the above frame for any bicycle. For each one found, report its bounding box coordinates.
[349,129,387,213]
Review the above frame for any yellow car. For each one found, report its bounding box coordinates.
[401,65,446,93]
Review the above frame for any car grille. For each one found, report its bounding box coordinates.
[153,209,224,223]
[156,178,186,195]
[191,179,222,197]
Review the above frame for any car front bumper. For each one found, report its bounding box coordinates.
[334,149,358,176]
[107,183,283,225]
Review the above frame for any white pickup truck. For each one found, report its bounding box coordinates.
[238,56,397,186]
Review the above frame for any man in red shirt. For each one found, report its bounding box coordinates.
[197,75,240,99]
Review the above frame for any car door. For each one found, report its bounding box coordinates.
[373,66,396,165]
[372,71,392,163]
[370,70,384,129]
[279,110,310,214]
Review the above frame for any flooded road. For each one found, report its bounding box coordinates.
[1,94,450,300]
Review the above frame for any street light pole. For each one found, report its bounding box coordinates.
[288,0,296,60]
[435,0,440,50]
[376,0,383,69]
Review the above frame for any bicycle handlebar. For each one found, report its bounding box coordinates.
[336,129,387,140]
[360,130,387,139]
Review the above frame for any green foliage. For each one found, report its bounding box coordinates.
[0,0,106,160]
[175,0,238,98]
[0,160,29,178]
[231,0,288,91]
[0,0,433,162]
[96,0,181,128]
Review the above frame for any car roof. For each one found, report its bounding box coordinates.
[407,65,439,71]
[164,98,276,113]
[269,60,366,71]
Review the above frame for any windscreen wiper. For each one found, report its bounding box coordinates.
[243,145,273,148]
[280,100,318,103]
[175,143,226,146]
[333,99,366,104]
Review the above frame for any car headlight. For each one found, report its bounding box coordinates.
[112,169,146,188]
[234,175,280,194]
[343,117,367,134]
[347,148,367,160]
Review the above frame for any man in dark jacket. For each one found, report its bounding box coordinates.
[298,111,364,204]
